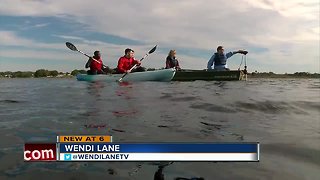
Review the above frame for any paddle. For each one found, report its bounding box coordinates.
[118,45,157,82]
[65,42,108,69]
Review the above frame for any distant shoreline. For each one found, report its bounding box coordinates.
[0,76,74,79]
[175,69,319,78]
[1,69,319,79]
[247,74,320,79]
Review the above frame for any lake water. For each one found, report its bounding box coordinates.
[0,78,319,180]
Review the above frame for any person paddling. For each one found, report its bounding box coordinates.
[85,51,105,75]
[207,46,248,71]
[165,50,181,70]
[116,48,145,73]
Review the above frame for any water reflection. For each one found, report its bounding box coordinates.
[87,81,105,98]
[77,82,204,179]
[153,162,173,180]
[151,162,205,180]
[115,81,133,99]
[112,82,139,118]
[214,81,227,89]
[83,82,107,129]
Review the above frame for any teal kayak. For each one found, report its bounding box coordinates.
[76,68,176,82]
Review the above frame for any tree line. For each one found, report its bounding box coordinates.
[1,68,158,78]
[0,69,87,78]
[250,71,320,78]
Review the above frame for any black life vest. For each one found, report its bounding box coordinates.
[167,56,178,67]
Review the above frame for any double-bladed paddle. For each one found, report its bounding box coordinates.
[118,45,157,82]
[65,42,108,69]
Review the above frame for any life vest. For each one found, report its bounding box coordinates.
[213,53,227,66]
[167,56,178,68]
[117,56,136,73]
[90,56,103,71]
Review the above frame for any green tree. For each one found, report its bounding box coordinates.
[34,69,49,77]
[14,71,33,78]
[79,70,87,74]
[3,71,13,77]
[10,71,28,78]
[71,69,79,76]
[71,69,86,75]
[49,70,59,77]
[12,71,18,78]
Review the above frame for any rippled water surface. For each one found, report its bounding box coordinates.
[0,78,319,180]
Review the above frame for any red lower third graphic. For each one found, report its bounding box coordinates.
[24,143,57,161]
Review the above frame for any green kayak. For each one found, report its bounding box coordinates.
[172,69,245,81]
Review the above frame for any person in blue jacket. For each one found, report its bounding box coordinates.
[207,46,248,71]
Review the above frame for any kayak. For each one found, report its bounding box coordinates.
[76,68,176,82]
[172,69,244,81]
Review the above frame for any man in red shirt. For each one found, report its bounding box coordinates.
[85,51,106,75]
[117,48,145,73]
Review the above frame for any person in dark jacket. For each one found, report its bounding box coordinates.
[166,50,181,70]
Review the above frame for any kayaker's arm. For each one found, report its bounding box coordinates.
[176,60,181,70]
[85,58,92,68]
[207,54,215,70]
[125,60,141,73]
[226,50,248,59]
[165,57,171,69]
[226,52,235,59]
[117,58,126,73]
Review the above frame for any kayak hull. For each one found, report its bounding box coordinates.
[172,70,244,81]
[76,68,176,82]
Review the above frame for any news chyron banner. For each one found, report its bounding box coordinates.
[24,135,260,162]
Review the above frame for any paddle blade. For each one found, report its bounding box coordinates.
[148,45,157,54]
[66,42,78,51]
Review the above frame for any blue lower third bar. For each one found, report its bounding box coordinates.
[59,143,259,154]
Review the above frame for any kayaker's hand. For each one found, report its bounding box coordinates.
[126,69,131,73]
[135,60,141,65]
[238,50,248,55]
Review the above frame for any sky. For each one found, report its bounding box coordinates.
[0,0,319,73]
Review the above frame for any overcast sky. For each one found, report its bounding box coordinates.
[0,0,319,73]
